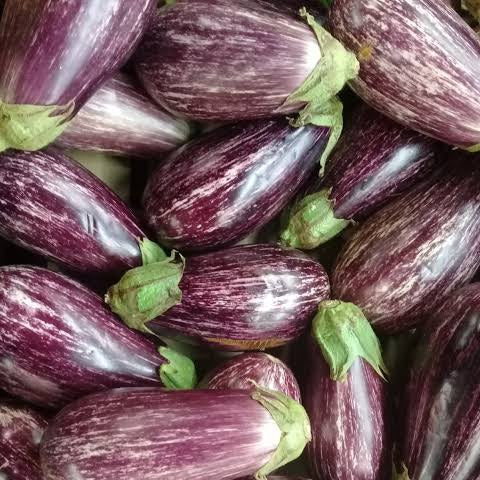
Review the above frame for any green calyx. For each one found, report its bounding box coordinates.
[139,238,167,265]
[393,463,411,480]
[463,143,480,153]
[462,0,480,22]
[280,188,349,249]
[0,100,74,152]
[105,250,184,333]
[312,300,388,381]
[251,385,311,480]
[158,346,197,390]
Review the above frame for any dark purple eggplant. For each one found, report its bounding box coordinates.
[0,148,166,275]
[134,0,358,123]
[201,352,301,401]
[0,0,156,152]
[107,244,330,350]
[329,0,480,148]
[0,400,48,480]
[40,386,311,480]
[281,104,439,249]
[0,265,196,409]
[333,154,480,333]
[143,119,330,251]
[56,73,192,158]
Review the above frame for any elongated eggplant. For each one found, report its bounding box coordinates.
[329,0,480,147]
[0,266,196,409]
[0,0,156,152]
[201,352,301,401]
[0,400,48,480]
[143,119,329,251]
[0,148,166,275]
[56,73,192,158]
[281,104,439,249]
[107,244,330,350]
[40,386,311,480]
[333,155,480,333]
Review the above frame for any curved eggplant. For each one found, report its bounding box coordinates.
[0,266,196,409]
[143,119,329,251]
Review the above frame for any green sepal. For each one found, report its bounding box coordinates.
[280,188,349,249]
[462,143,480,153]
[312,300,388,381]
[158,346,197,390]
[139,238,167,265]
[105,250,184,333]
[0,100,74,152]
[462,0,480,22]
[251,385,311,480]
[393,463,411,480]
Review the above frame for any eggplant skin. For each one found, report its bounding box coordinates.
[400,283,480,480]
[148,244,330,350]
[0,148,145,274]
[333,155,480,333]
[143,119,329,251]
[329,0,480,147]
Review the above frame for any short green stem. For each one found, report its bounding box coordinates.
[139,238,167,265]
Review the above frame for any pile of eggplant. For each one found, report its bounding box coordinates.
[0,1,479,479]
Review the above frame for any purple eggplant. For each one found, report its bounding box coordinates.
[329,0,480,148]
[0,0,156,152]
[281,104,439,249]
[0,400,48,480]
[333,154,480,334]
[107,244,330,350]
[40,386,311,480]
[143,119,330,251]
[201,352,301,401]
[56,73,192,158]
[397,283,480,480]
[0,148,166,275]
[0,265,196,409]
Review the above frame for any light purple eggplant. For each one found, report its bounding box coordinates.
[333,154,480,333]
[107,244,330,351]
[143,119,329,251]
[200,352,301,401]
[397,283,480,480]
[0,400,48,480]
[56,73,192,158]
[281,104,440,249]
[40,386,311,480]
[0,0,156,152]
[0,148,165,275]
[0,265,196,409]
[329,0,480,148]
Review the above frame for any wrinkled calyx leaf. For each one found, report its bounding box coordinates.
[139,238,167,265]
[393,463,411,480]
[462,0,480,22]
[312,300,388,381]
[158,346,197,390]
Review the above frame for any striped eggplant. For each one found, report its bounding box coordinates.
[281,104,439,249]
[332,154,480,333]
[56,73,192,158]
[0,0,156,152]
[0,265,196,409]
[329,0,480,148]
[107,244,330,350]
[397,283,480,480]
[143,119,329,251]
[0,148,166,275]
[0,400,48,480]
[40,386,311,480]
[200,352,301,401]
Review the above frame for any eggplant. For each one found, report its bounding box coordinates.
[40,386,311,480]
[397,283,480,480]
[329,0,480,148]
[0,265,196,409]
[0,148,166,275]
[143,119,330,251]
[201,352,301,401]
[107,244,330,350]
[56,73,192,158]
[0,400,48,480]
[133,0,358,125]
[281,104,439,249]
[0,0,156,152]
[332,154,480,333]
